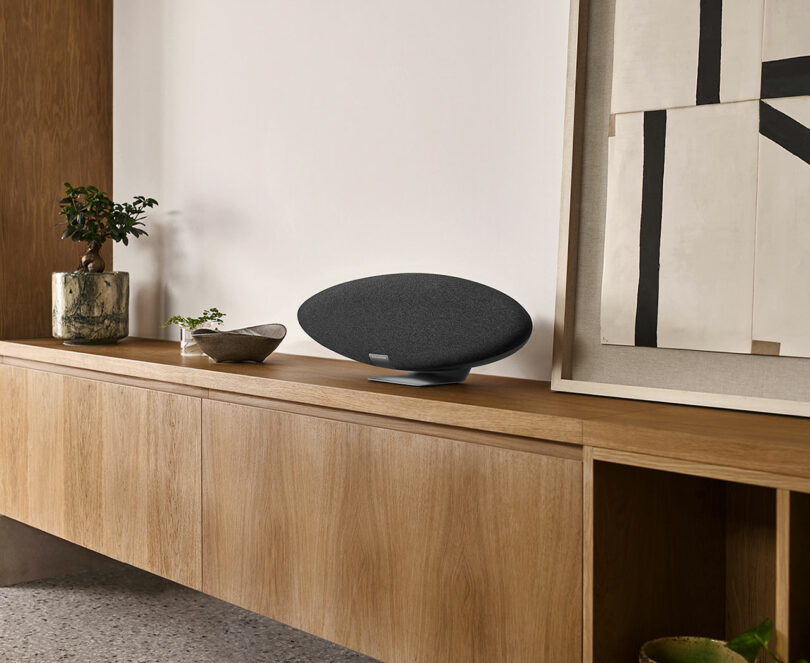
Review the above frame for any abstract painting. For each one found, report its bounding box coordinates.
[601,0,810,358]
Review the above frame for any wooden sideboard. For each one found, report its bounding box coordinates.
[0,339,808,662]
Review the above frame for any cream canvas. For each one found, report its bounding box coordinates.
[611,0,763,114]
[601,112,644,346]
[601,103,758,353]
[601,0,810,358]
[611,0,701,114]
[762,0,810,61]
[719,0,765,104]
[656,102,758,354]
[752,96,810,358]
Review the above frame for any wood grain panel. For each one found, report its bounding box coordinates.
[208,389,582,460]
[585,406,810,481]
[7,341,810,484]
[203,400,582,663]
[725,484,776,647]
[0,365,201,589]
[0,338,658,444]
[592,447,810,494]
[4,356,210,398]
[2,353,582,460]
[582,446,595,663]
[0,0,112,339]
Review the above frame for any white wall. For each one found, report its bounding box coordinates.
[114,0,569,380]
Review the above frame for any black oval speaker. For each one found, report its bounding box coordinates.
[297,273,532,386]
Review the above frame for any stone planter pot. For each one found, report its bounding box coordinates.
[640,637,746,663]
[52,272,129,345]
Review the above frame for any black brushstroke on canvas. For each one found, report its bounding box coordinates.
[635,110,667,348]
[696,0,722,105]
[760,101,810,166]
[761,56,810,100]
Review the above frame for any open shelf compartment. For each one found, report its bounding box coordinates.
[592,462,778,662]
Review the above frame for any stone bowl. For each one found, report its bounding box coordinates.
[640,637,746,663]
[192,324,287,363]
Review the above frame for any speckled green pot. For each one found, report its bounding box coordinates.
[640,638,746,663]
[52,272,129,345]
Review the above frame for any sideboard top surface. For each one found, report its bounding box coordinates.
[0,338,649,445]
[2,339,810,481]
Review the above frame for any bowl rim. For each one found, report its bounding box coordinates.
[640,636,745,662]
[192,323,287,339]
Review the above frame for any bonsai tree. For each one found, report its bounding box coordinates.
[58,183,158,273]
[162,308,226,331]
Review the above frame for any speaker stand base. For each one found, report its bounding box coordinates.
[369,368,471,387]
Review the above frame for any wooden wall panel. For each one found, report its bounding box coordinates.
[0,365,201,589]
[0,0,112,339]
[203,400,583,663]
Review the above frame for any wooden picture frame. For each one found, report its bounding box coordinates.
[551,0,810,417]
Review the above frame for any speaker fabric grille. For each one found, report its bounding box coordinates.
[298,273,532,372]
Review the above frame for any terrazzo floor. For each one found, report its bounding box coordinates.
[0,564,379,662]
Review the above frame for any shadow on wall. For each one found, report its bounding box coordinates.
[526,315,554,376]
[475,315,553,380]
[115,0,173,340]
[132,209,195,340]
[131,218,166,339]
[521,315,554,379]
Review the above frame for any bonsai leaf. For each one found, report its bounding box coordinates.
[726,631,762,663]
[755,619,773,643]
[727,619,776,663]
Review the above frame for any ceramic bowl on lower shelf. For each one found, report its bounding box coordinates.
[640,637,746,663]
[191,324,286,363]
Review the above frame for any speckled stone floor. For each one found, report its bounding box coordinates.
[0,564,379,662]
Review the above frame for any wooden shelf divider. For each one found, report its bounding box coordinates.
[776,490,792,658]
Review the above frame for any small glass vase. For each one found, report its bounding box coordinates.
[180,327,207,357]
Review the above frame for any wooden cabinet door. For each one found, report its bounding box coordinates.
[203,400,582,662]
[0,365,201,589]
